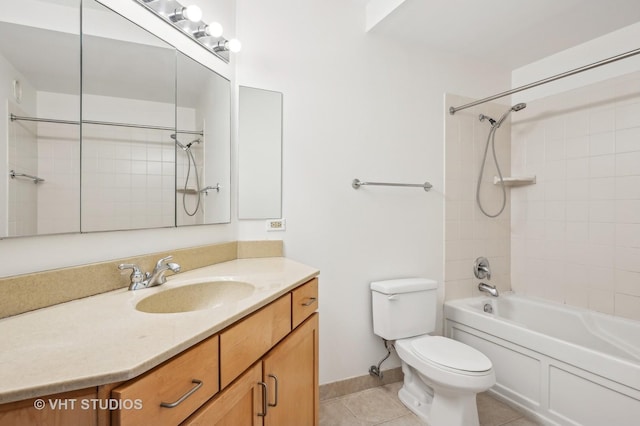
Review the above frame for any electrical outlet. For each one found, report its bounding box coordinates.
[266,219,286,231]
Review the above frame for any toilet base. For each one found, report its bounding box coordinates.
[398,384,432,423]
[398,362,481,426]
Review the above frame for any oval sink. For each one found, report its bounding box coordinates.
[135,281,255,314]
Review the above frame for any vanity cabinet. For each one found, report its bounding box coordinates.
[0,277,318,426]
[184,278,319,426]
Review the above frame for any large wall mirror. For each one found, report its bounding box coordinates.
[0,0,231,238]
[238,86,282,219]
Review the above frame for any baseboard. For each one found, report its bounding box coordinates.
[319,367,403,401]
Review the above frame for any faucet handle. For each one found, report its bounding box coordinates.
[154,255,173,272]
[473,257,491,280]
[118,263,145,284]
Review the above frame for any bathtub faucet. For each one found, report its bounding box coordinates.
[478,282,499,297]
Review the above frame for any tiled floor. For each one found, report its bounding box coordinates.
[319,382,541,426]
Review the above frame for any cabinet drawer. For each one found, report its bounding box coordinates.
[183,362,264,425]
[111,335,219,426]
[292,278,318,329]
[220,294,291,388]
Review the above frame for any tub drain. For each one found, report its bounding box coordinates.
[483,303,493,313]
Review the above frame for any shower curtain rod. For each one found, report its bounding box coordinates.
[9,114,203,136]
[448,47,640,115]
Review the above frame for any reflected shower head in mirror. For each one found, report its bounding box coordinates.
[170,133,187,150]
[186,138,202,149]
[171,134,201,151]
[172,134,203,216]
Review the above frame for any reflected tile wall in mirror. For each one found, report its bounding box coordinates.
[81,0,176,232]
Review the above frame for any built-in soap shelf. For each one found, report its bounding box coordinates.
[493,176,536,186]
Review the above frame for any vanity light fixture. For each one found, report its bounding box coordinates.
[133,0,241,63]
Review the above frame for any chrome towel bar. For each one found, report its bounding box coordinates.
[10,170,45,184]
[352,178,432,192]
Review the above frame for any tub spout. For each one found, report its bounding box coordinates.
[478,282,499,297]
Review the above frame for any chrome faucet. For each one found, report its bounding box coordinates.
[478,282,499,297]
[118,255,181,291]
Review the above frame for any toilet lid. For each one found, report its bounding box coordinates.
[411,336,492,372]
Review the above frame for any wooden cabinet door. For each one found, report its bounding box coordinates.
[0,388,98,426]
[262,313,319,426]
[183,362,264,426]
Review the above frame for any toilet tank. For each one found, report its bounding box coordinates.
[371,278,438,340]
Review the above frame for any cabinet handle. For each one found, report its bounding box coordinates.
[258,381,268,417]
[268,374,279,407]
[301,297,317,307]
[160,379,203,408]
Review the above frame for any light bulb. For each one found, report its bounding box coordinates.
[207,22,223,38]
[227,38,242,53]
[183,5,202,22]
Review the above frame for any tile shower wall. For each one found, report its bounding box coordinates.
[511,71,640,321]
[444,94,512,300]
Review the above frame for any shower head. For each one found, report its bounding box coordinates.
[185,138,202,149]
[495,102,527,128]
[170,134,202,151]
[170,133,187,150]
[479,114,496,126]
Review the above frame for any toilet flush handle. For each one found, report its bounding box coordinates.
[387,294,398,301]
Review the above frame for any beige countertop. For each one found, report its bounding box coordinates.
[0,257,319,404]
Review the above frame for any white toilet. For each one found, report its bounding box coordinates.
[371,278,495,426]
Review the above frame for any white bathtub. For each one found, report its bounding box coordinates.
[444,294,640,426]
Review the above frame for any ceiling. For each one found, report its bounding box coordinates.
[368,0,640,69]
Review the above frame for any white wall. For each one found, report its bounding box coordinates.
[235,0,511,384]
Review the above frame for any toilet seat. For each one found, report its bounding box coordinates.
[411,336,492,373]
